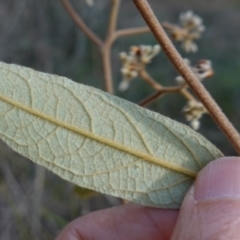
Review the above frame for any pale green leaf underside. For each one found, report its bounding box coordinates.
[0,62,223,208]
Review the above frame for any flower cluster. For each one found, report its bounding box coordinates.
[175,59,213,84]
[183,101,208,130]
[165,11,205,52]
[119,45,161,91]
[117,11,212,131]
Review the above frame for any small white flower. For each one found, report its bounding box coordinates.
[175,59,213,84]
[180,11,204,31]
[182,40,198,53]
[130,45,161,64]
[183,100,207,130]
[165,11,205,52]
[141,45,161,64]
[119,52,127,60]
[120,68,138,79]
[179,11,205,52]
[119,45,161,91]
[191,119,200,130]
[119,80,130,91]
[192,60,213,79]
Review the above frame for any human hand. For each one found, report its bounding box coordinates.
[56,157,240,239]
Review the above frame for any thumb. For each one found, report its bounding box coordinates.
[171,157,240,240]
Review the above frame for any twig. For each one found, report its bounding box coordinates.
[61,0,162,95]
[138,69,194,106]
[139,85,185,107]
[115,26,149,38]
[101,0,121,94]
[180,87,196,101]
[108,0,120,39]
[101,48,113,93]
[60,0,153,94]
[161,22,178,31]
[139,69,163,90]
[60,0,120,94]
[60,0,103,47]
[138,90,165,107]
[133,0,240,154]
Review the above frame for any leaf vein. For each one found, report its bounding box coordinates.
[0,94,198,177]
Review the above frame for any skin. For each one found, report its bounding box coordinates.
[56,157,240,240]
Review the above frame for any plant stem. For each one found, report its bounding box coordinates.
[133,0,240,155]
[115,26,149,38]
[138,68,196,105]
[161,22,178,31]
[139,85,184,107]
[139,69,163,90]
[60,0,103,47]
[101,0,121,94]
[101,47,114,94]
[61,0,159,95]
[180,87,196,101]
[108,0,120,39]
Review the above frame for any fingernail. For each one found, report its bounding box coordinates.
[194,157,240,201]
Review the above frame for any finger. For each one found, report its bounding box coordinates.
[171,157,240,240]
[56,203,178,240]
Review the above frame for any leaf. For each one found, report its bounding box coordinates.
[0,62,223,208]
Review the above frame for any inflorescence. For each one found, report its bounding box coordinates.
[118,11,213,130]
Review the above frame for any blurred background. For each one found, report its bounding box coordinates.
[0,0,240,239]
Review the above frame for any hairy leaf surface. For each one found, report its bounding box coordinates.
[0,62,223,208]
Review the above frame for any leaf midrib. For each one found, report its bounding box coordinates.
[0,93,197,178]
